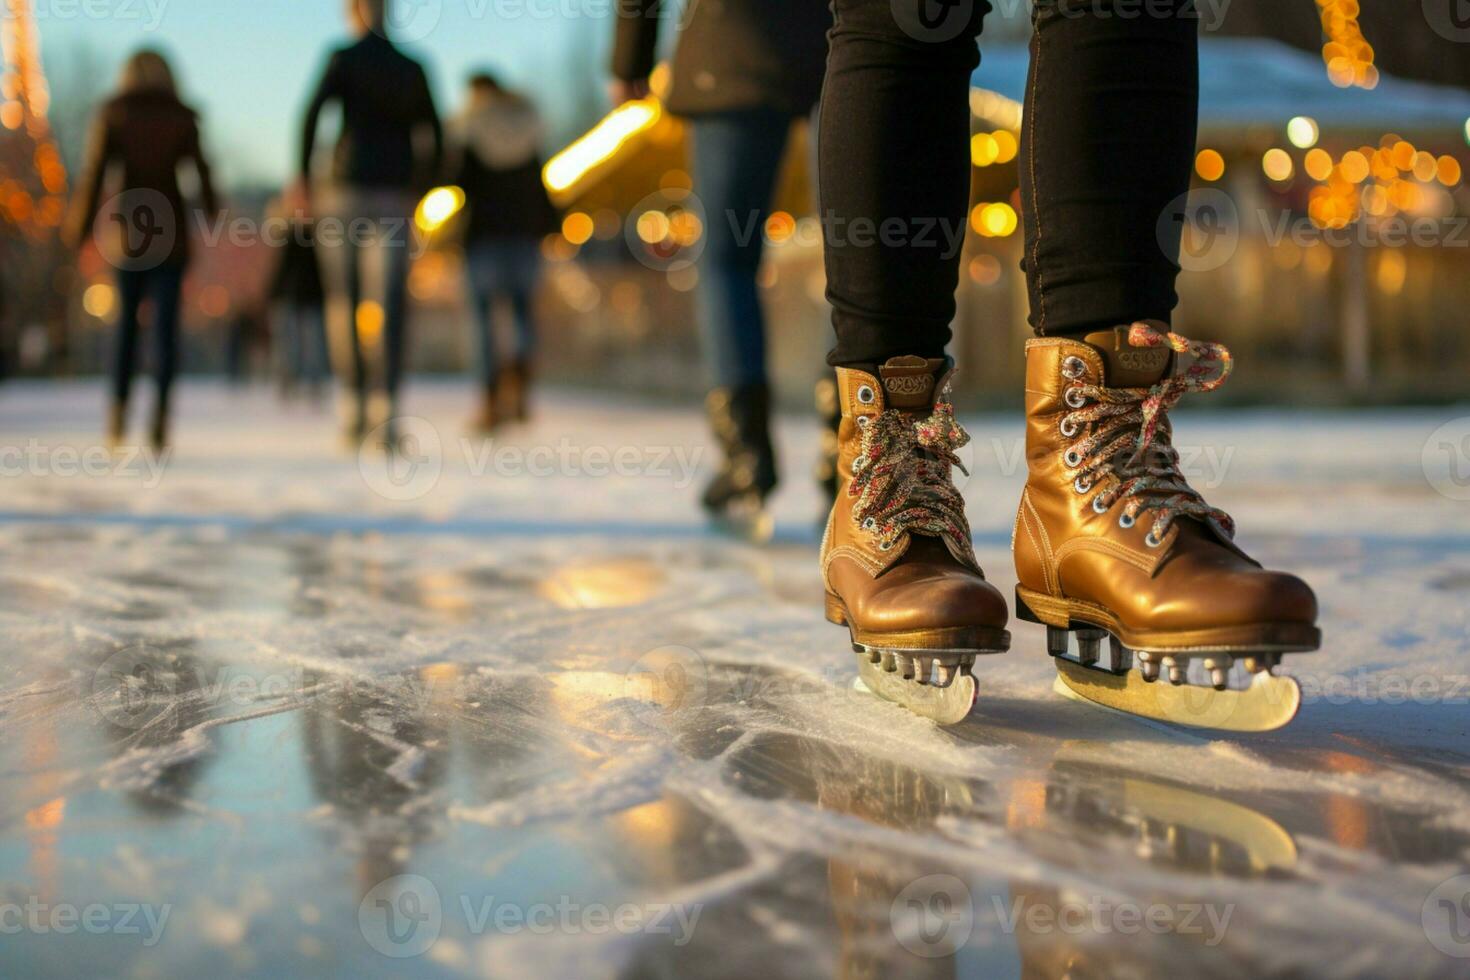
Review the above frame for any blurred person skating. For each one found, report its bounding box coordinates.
[299,0,443,450]
[267,210,329,404]
[612,0,830,536]
[66,49,218,452]
[449,72,558,433]
[817,0,1318,726]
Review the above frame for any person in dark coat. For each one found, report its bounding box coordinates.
[298,0,443,450]
[611,0,830,530]
[267,209,328,403]
[66,47,219,451]
[449,72,559,433]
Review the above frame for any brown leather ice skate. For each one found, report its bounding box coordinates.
[1013,322,1321,731]
[822,356,1010,724]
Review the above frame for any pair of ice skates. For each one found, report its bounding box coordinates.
[821,322,1320,731]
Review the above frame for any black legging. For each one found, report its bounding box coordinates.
[821,0,1200,366]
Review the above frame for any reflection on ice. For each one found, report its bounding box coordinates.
[2,392,1470,977]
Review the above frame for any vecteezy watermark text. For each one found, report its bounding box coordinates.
[0,440,170,488]
[357,875,702,958]
[0,897,170,946]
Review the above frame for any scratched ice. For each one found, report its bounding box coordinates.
[2,380,1469,978]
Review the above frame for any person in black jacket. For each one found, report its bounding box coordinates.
[266,207,328,404]
[611,0,830,530]
[298,0,442,451]
[449,72,559,432]
[66,48,219,451]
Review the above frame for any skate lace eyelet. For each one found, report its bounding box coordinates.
[1064,387,1087,409]
[862,517,877,531]
[1118,512,1136,529]
[1063,448,1083,469]
[1145,528,1164,548]
[1059,417,1079,438]
[1061,356,1087,380]
[856,415,870,429]
[1092,495,1109,514]
[856,385,876,405]
[879,540,893,551]
[1073,475,1092,495]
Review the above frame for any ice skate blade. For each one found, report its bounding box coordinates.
[855,653,976,726]
[1054,659,1300,732]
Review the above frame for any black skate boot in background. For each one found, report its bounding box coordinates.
[702,383,777,542]
[814,376,842,514]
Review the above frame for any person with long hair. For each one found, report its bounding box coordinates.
[298,0,443,450]
[66,48,218,451]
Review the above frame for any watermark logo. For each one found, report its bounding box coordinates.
[891,874,974,958]
[1422,0,1470,42]
[91,643,177,731]
[359,874,443,958]
[375,0,443,41]
[359,416,444,502]
[1423,417,1470,501]
[95,189,175,272]
[623,645,709,732]
[626,188,707,273]
[1160,187,1239,272]
[1423,874,1470,957]
[892,0,977,42]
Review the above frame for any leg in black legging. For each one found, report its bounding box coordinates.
[1020,0,1199,337]
[112,269,146,408]
[820,0,989,368]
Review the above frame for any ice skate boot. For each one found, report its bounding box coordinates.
[823,357,1010,724]
[702,383,777,543]
[1013,323,1320,732]
[499,359,531,424]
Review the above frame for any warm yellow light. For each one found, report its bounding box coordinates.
[967,254,1001,286]
[1339,151,1370,184]
[975,202,1018,238]
[356,301,384,345]
[992,130,1018,164]
[1375,249,1406,296]
[1194,149,1225,182]
[1412,151,1438,183]
[1437,155,1463,187]
[635,210,670,244]
[82,283,115,319]
[561,212,594,245]
[543,100,660,194]
[1286,116,1319,149]
[1464,118,1470,145]
[1261,148,1294,182]
[971,133,998,167]
[0,102,21,130]
[1390,141,1416,172]
[764,211,796,244]
[414,186,465,232]
[1303,148,1333,181]
[668,208,702,247]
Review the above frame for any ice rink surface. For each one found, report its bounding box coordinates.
[2,380,1469,978]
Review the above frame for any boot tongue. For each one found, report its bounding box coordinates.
[878,356,946,410]
[1083,324,1175,388]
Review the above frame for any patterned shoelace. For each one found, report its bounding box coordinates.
[849,389,977,564]
[1063,323,1236,546]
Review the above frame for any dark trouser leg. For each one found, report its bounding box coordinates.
[820,0,989,367]
[112,269,146,407]
[1021,0,1199,336]
[381,215,411,405]
[149,263,184,418]
[465,244,500,388]
[690,108,790,389]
